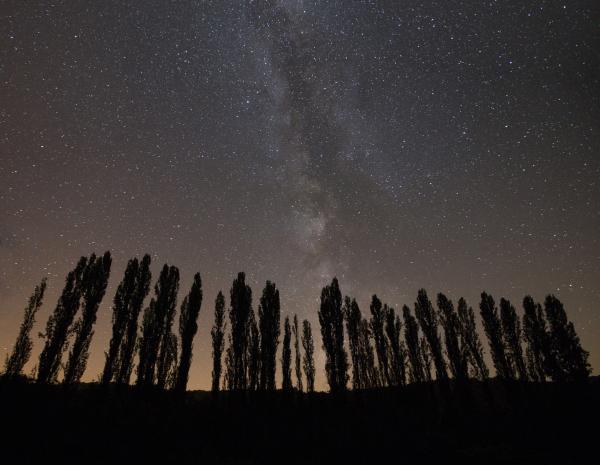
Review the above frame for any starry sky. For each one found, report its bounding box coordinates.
[1,0,599,390]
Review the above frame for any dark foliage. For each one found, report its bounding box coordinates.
[156,267,180,390]
[421,337,433,382]
[37,256,88,384]
[64,251,112,385]
[247,308,260,390]
[136,265,180,388]
[116,254,152,385]
[543,295,591,382]
[480,292,511,379]
[457,298,489,380]
[403,305,425,384]
[293,314,303,392]
[415,289,448,381]
[228,272,252,390]
[258,281,280,390]
[281,316,292,391]
[175,272,203,393]
[211,291,226,392]
[500,298,527,381]
[385,306,406,387]
[4,278,47,378]
[369,295,390,386]
[522,296,547,382]
[358,318,379,388]
[437,293,468,381]
[301,319,315,393]
[318,278,348,392]
[102,257,139,385]
[344,296,363,389]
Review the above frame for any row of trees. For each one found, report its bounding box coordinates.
[215,273,316,392]
[317,278,591,392]
[2,253,592,393]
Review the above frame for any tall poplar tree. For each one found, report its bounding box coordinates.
[370,295,390,386]
[302,319,315,393]
[403,305,425,384]
[247,309,260,390]
[175,272,203,393]
[385,306,406,387]
[116,254,152,385]
[37,256,88,384]
[522,296,547,382]
[415,289,447,381]
[500,298,527,381]
[437,293,468,381]
[156,267,180,389]
[102,258,139,385]
[457,298,488,380]
[64,251,112,384]
[258,281,280,390]
[281,316,292,391]
[293,314,303,392]
[4,278,47,379]
[318,278,347,392]
[229,272,252,390]
[359,319,379,388]
[544,295,590,382]
[344,296,363,389]
[211,291,226,392]
[136,264,179,387]
[480,292,511,379]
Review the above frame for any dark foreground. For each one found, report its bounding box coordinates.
[1,378,598,465]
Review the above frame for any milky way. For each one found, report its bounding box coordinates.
[1,1,599,389]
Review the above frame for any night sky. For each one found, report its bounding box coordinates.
[1,1,599,390]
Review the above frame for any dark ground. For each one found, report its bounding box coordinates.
[1,377,598,465]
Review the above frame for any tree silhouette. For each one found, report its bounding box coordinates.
[293,314,303,392]
[420,337,433,382]
[500,298,527,381]
[281,316,292,391]
[318,278,348,392]
[457,298,488,380]
[385,306,406,387]
[247,308,260,390]
[156,267,180,390]
[403,305,425,384]
[258,281,280,390]
[116,254,152,385]
[64,251,112,385]
[480,292,511,379]
[136,264,180,388]
[301,319,315,393]
[359,318,380,388]
[224,333,234,390]
[344,296,363,389]
[4,278,47,379]
[174,272,203,393]
[211,291,226,392]
[522,296,547,382]
[415,289,447,381]
[102,257,139,385]
[543,295,590,382]
[437,293,468,381]
[37,256,88,384]
[370,295,391,386]
[228,272,252,390]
